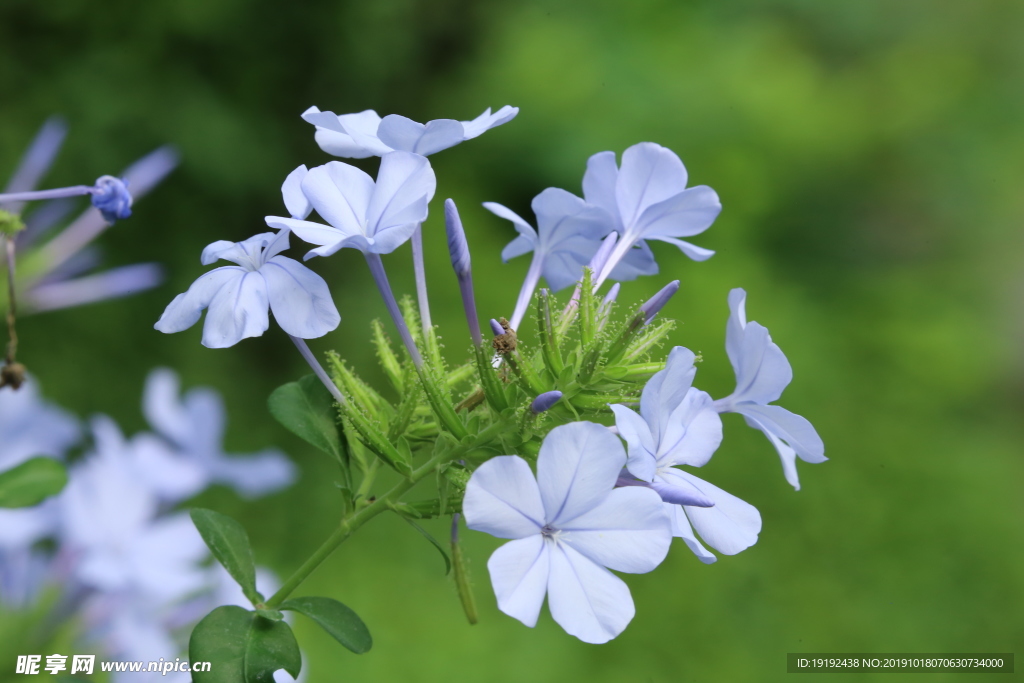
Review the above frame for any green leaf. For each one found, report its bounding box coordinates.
[268,375,343,461]
[189,606,301,683]
[0,457,67,508]
[255,607,284,621]
[401,516,451,575]
[279,596,372,654]
[190,509,260,605]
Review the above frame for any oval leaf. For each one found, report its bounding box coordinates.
[0,457,67,508]
[268,375,343,461]
[190,606,302,683]
[190,509,259,605]
[279,596,372,654]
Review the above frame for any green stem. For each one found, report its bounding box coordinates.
[355,459,380,501]
[264,420,511,609]
[266,452,442,609]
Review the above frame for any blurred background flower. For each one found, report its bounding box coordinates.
[1,0,1022,680]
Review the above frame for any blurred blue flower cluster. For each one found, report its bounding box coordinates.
[0,371,295,681]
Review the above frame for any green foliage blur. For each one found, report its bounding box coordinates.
[2,0,1022,680]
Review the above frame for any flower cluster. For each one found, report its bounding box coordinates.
[146,102,826,672]
[0,372,295,681]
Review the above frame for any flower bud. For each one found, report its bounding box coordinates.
[90,175,132,222]
[639,280,680,324]
[530,390,563,414]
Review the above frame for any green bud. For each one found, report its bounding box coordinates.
[0,210,25,237]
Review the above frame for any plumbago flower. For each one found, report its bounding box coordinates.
[301,105,518,158]
[611,347,761,564]
[0,373,294,678]
[59,417,210,604]
[154,229,340,348]
[141,367,296,500]
[265,152,435,258]
[155,167,337,348]
[138,104,827,672]
[713,288,826,489]
[484,189,656,329]
[586,142,722,287]
[463,422,672,644]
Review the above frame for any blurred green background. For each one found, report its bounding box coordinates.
[2,0,1022,680]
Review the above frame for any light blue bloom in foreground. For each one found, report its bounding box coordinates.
[266,152,435,257]
[301,105,518,158]
[587,142,722,287]
[611,347,761,564]
[142,368,296,499]
[713,288,826,490]
[155,230,340,348]
[463,422,671,644]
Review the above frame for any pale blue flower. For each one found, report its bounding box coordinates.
[713,288,826,490]
[142,368,296,500]
[485,189,622,329]
[266,152,436,258]
[59,417,209,604]
[611,347,761,564]
[155,230,340,348]
[301,105,517,158]
[0,378,80,471]
[280,165,312,220]
[587,143,721,287]
[463,422,671,644]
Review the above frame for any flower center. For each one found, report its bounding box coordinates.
[541,525,564,543]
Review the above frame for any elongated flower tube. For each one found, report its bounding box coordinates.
[301,105,518,158]
[562,232,619,317]
[445,199,481,347]
[713,288,826,489]
[463,422,671,643]
[587,143,721,288]
[611,347,762,564]
[0,176,132,222]
[154,231,340,348]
